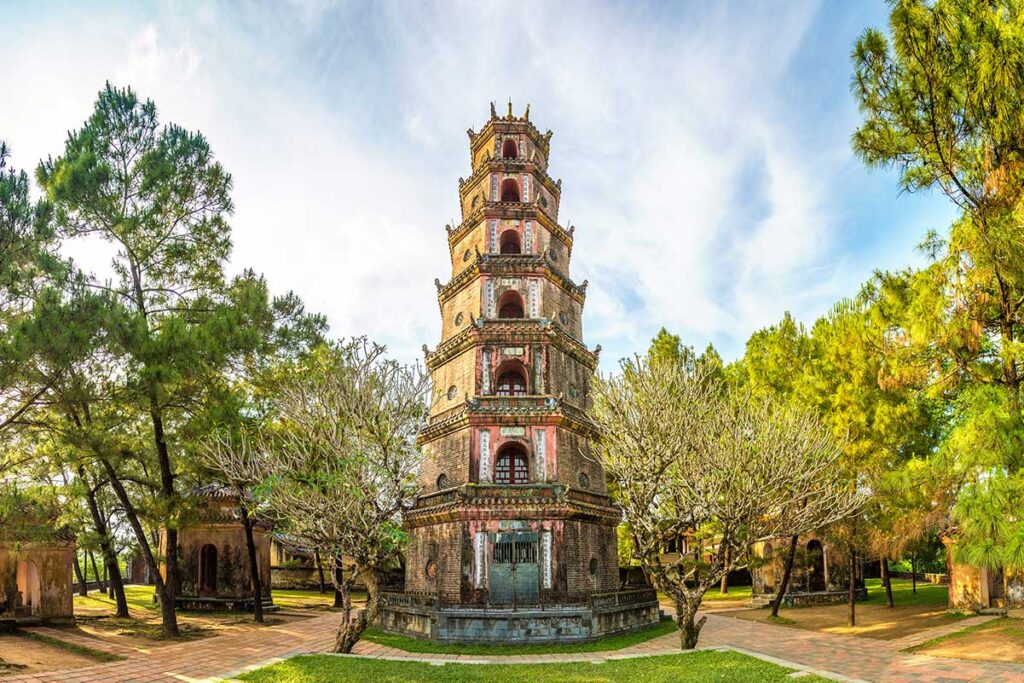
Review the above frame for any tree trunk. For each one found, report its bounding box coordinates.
[315,548,327,594]
[99,455,179,636]
[770,534,799,618]
[333,569,381,653]
[848,545,857,627]
[89,551,105,593]
[676,598,707,650]
[73,554,88,596]
[80,468,130,617]
[880,556,894,608]
[240,503,265,624]
[911,556,917,594]
[148,398,181,609]
[720,548,729,595]
[334,557,345,608]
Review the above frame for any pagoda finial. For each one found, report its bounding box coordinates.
[507,98,513,118]
[490,102,497,118]
[524,103,530,120]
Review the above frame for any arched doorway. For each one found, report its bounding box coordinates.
[497,290,525,319]
[762,543,775,593]
[494,443,529,484]
[501,138,518,159]
[499,230,521,254]
[16,560,40,615]
[199,544,218,596]
[806,540,825,592]
[500,178,520,202]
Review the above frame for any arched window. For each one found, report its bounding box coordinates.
[495,368,527,396]
[497,291,524,319]
[502,138,518,159]
[199,544,218,595]
[500,178,520,202]
[499,230,521,254]
[494,443,529,484]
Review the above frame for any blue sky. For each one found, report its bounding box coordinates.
[0,1,957,370]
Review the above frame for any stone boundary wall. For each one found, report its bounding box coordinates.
[890,571,947,584]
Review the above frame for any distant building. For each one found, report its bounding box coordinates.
[0,492,75,625]
[160,483,274,612]
[945,537,1023,611]
[750,535,866,607]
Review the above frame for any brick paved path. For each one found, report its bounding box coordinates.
[5,610,1024,682]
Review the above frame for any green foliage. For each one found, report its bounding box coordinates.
[852,0,1024,570]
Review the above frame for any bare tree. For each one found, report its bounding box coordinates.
[208,339,429,652]
[591,357,861,649]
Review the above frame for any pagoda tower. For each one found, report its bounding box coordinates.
[402,102,627,613]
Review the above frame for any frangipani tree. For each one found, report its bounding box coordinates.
[204,340,430,653]
[591,357,861,649]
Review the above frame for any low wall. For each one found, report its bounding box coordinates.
[780,588,868,607]
[271,566,321,590]
[890,571,947,584]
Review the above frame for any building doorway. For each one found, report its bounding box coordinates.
[199,544,218,596]
[16,560,40,616]
[806,540,826,592]
[989,567,1006,608]
[489,531,539,605]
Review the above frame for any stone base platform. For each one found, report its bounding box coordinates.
[378,589,661,643]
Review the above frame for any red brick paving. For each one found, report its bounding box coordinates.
[3,609,1023,682]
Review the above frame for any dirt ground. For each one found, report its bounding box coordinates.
[0,634,97,676]
[725,603,966,640]
[915,618,1024,663]
[0,585,344,675]
[69,586,340,651]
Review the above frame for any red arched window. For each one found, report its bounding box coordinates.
[502,138,518,159]
[499,230,521,254]
[497,291,524,319]
[494,443,529,484]
[495,369,527,396]
[500,178,520,202]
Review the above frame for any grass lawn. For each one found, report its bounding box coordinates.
[361,618,676,655]
[862,578,947,608]
[238,650,833,682]
[909,617,1024,663]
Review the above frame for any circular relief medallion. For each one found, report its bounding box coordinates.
[447,385,458,400]
[558,311,569,326]
[540,195,548,208]
[567,384,579,399]
[589,558,599,576]
[463,249,472,262]
[578,472,590,489]
[436,473,448,490]
[426,559,438,579]
[455,311,465,325]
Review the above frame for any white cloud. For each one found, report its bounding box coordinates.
[0,1,939,369]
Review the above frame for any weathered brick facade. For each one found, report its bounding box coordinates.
[406,103,621,608]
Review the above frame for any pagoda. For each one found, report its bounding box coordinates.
[379,103,659,643]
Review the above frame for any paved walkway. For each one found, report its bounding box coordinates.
[5,610,1024,682]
